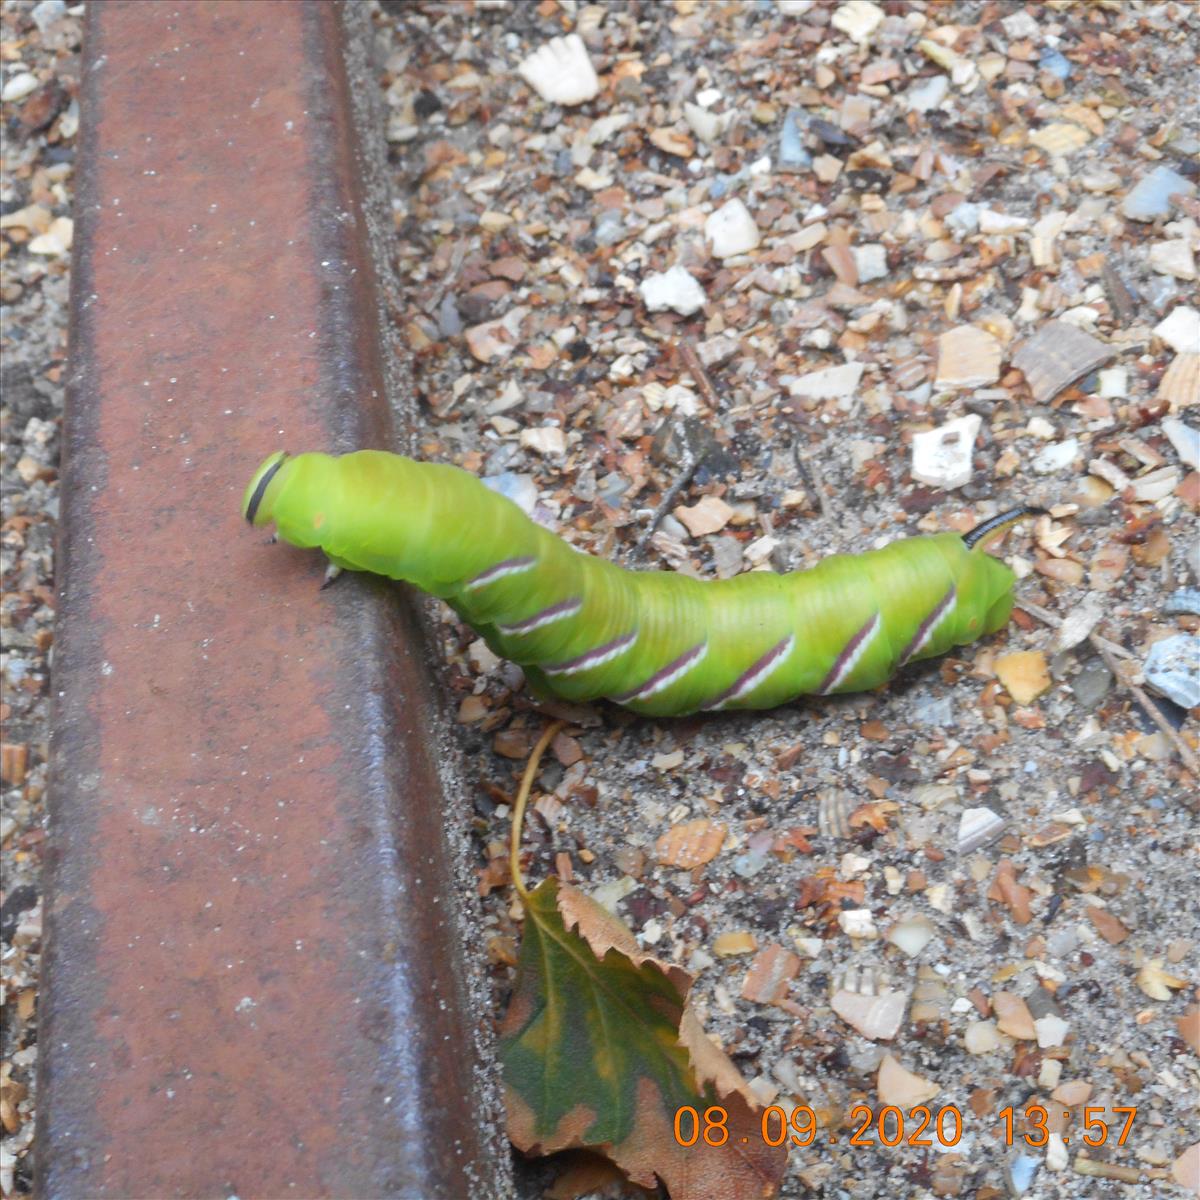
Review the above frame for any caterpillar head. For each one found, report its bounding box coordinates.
[243,451,291,527]
[963,504,1043,635]
[243,451,340,553]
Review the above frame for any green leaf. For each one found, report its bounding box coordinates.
[499,878,787,1199]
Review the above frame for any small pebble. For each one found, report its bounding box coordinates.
[482,472,538,514]
[437,294,462,338]
[675,495,735,537]
[1164,588,1200,616]
[519,426,566,457]
[778,108,809,167]
[732,846,770,879]
[465,306,527,362]
[591,876,637,915]
[683,102,732,147]
[1149,239,1197,281]
[995,651,1051,706]
[785,362,865,406]
[944,201,980,239]
[1002,10,1040,38]
[1154,306,1200,355]
[885,915,935,957]
[1039,47,1072,80]
[979,209,1029,234]
[30,0,67,34]
[852,244,888,283]
[1045,1132,1069,1172]
[1034,1014,1069,1048]
[1,72,39,103]
[831,988,906,1041]
[830,0,884,43]
[934,325,1002,389]
[1079,165,1122,193]
[713,930,757,957]
[911,694,954,727]
[1121,165,1197,223]
[876,1054,939,1107]
[705,198,761,258]
[1029,122,1090,157]
[1007,1154,1040,1196]
[1143,635,1200,709]
[27,216,72,256]
[906,75,948,113]
[1071,661,1113,710]
[593,209,625,247]
[638,265,707,316]
[958,808,1006,854]
[1032,438,1079,474]
[838,909,878,939]
[1097,366,1127,398]
[964,1020,1004,1055]
[994,992,1036,1040]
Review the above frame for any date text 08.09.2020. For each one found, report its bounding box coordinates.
[673,1103,1138,1150]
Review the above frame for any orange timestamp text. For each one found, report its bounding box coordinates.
[674,1102,1138,1150]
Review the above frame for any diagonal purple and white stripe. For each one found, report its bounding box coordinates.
[611,641,708,705]
[701,634,795,711]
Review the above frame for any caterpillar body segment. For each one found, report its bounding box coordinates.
[243,450,1031,718]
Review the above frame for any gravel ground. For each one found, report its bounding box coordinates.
[2,1,1198,1198]
[373,2,1197,1198]
[1,0,77,1193]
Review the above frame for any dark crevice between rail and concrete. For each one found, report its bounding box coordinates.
[38,3,510,1197]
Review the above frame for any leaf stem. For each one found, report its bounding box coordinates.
[509,720,566,900]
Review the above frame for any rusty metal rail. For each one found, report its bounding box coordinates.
[38,3,506,1196]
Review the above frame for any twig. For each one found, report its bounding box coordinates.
[792,439,828,519]
[678,338,720,410]
[509,720,566,900]
[634,442,698,556]
[1021,601,1199,780]
[424,238,468,318]
[1100,259,1138,326]
[630,339,721,558]
[1089,633,1199,782]
[1017,600,1132,660]
[1073,1156,1167,1184]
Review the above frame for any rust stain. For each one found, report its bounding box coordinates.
[39,3,494,1197]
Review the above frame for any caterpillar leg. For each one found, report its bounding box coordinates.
[316,552,357,590]
[321,555,357,590]
[521,664,559,703]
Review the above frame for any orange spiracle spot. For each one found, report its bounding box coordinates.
[313,512,326,529]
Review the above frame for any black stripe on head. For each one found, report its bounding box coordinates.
[963,505,1047,550]
[245,453,288,524]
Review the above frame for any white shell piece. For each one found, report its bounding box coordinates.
[911,414,981,491]
[683,102,733,146]
[639,266,707,316]
[1154,306,1200,355]
[957,806,1005,854]
[784,362,864,405]
[517,34,599,107]
[704,199,761,258]
[831,988,906,1040]
[830,0,884,42]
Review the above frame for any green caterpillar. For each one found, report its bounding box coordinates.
[243,450,1038,718]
